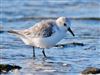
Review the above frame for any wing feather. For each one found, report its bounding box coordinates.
[27,20,58,37]
[8,20,59,38]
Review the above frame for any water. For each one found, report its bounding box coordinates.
[0,0,100,75]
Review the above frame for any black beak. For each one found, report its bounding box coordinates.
[68,27,75,36]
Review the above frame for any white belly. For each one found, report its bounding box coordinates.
[32,31,66,48]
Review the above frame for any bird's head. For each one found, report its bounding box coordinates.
[56,17,75,36]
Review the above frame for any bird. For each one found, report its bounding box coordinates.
[8,17,75,58]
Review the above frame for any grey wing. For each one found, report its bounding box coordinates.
[28,20,57,38]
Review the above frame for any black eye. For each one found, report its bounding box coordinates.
[64,23,66,26]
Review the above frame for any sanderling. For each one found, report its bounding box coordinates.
[8,17,75,58]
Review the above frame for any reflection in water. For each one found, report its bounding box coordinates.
[20,57,72,74]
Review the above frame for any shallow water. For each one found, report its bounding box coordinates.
[0,0,100,75]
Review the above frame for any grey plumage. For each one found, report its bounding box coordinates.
[8,20,59,38]
[27,20,59,38]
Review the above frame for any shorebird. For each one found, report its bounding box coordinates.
[8,17,75,58]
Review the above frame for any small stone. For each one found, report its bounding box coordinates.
[55,42,84,48]
[0,64,22,74]
[81,67,100,74]
[72,42,84,46]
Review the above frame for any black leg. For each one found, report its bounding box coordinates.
[33,47,35,57]
[42,49,46,57]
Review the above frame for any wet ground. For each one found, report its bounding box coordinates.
[0,0,100,75]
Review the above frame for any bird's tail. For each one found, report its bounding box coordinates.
[8,30,21,35]
[8,30,32,45]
